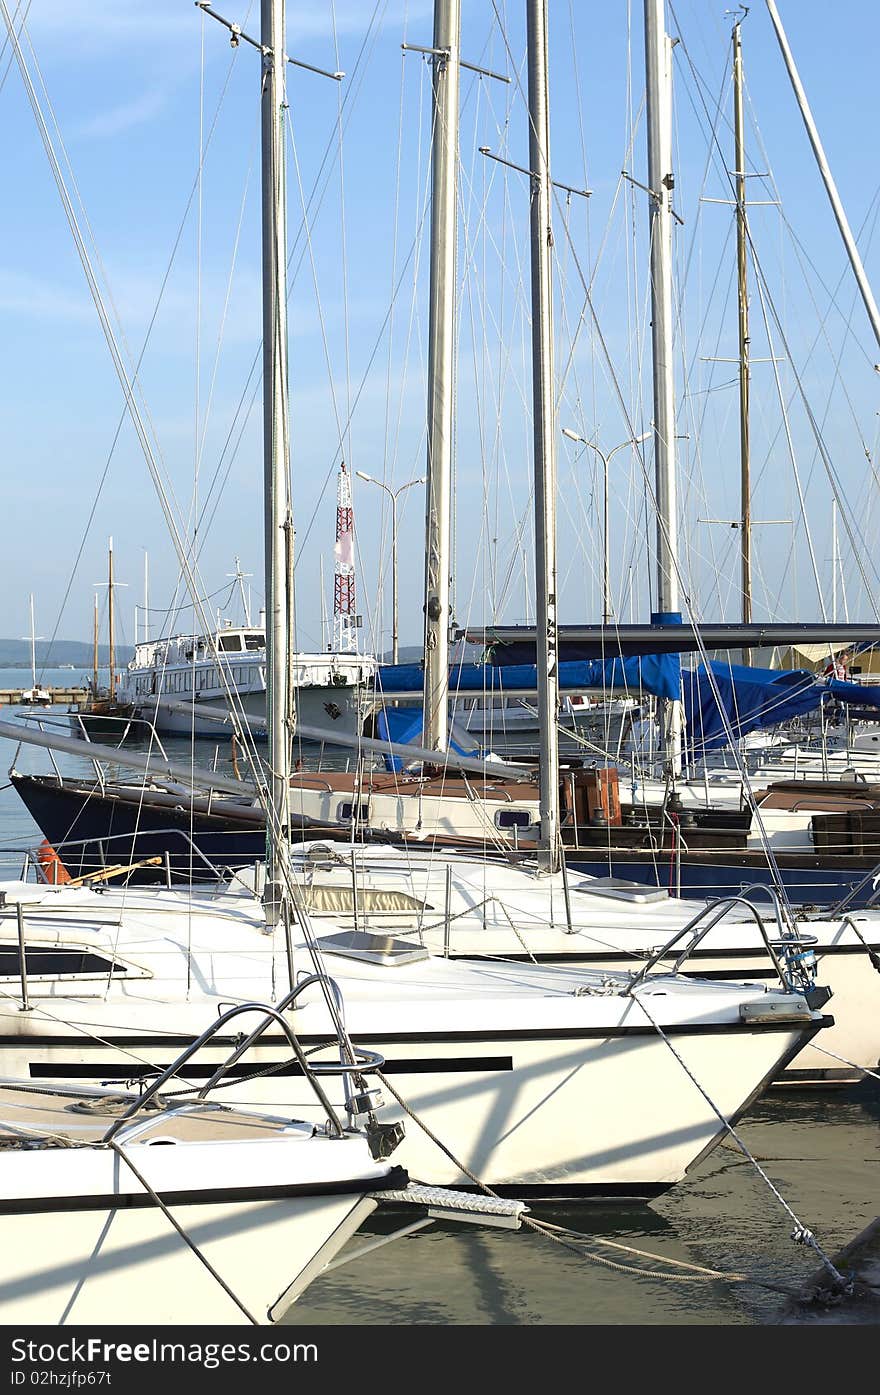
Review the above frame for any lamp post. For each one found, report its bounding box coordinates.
[355,472,426,664]
[562,428,650,623]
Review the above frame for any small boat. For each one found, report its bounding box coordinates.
[20,593,51,707]
[0,997,411,1325]
[19,686,51,708]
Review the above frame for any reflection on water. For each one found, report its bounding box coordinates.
[0,690,877,1325]
[286,1081,880,1326]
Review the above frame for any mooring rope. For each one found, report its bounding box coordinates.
[631,992,849,1290]
[374,1068,803,1291]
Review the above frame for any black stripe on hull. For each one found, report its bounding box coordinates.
[0,1166,410,1217]
[446,943,875,964]
[28,1056,515,1080]
[1,1016,834,1054]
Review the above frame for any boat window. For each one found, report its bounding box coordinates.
[219,634,243,652]
[338,802,370,822]
[0,946,129,978]
[245,633,265,651]
[495,810,533,829]
[306,885,430,914]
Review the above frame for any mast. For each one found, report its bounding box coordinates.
[92,593,99,698]
[527,0,560,869]
[644,0,682,775]
[831,493,842,619]
[733,17,751,663]
[422,0,460,754]
[107,537,115,702]
[261,0,292,925]
[226,556,253,626]
[143,551,150,644]
[29,594,36,689]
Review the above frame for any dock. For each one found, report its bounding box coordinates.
[0,689,87,706]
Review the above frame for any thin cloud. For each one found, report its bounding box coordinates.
[23,1,434,55]
[0,269,91,322]
[72,88,169,140]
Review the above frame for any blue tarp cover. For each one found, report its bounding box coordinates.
[683,662,821,756]
[377,653,682,703]
[825,678,880,708]
[375,706,479,772]
[378,659,880,768]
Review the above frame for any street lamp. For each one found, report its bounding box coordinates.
[562,428,650,624]
[355,471,426,664]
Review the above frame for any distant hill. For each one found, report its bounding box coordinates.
[0,639,134,669]
[380,641,485,666]
[381,645,423,665]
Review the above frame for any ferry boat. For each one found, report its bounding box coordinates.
[116,621,378,741]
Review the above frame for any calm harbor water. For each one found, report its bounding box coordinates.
[0,685,877,1326]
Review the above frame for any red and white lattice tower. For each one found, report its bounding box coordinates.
[332,461,358,652]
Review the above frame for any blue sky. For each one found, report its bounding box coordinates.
[1,0,878,661]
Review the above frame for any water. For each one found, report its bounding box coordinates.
[283,1086,880,1327]
[0,692,877,1326]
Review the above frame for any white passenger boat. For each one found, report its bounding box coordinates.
[117,624,377,741]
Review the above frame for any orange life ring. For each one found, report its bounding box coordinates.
[36,839,71,885]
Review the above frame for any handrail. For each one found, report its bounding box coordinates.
[100,992,383,1145]
[24,826,233,887]
[22,709,172,764]
[627,885,812,993]
[195,974,381,1118]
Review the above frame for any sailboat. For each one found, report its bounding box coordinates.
[19,594,51,707]
[67,539,137,738]
[0,0,831,1199]
[0,995,410,1324]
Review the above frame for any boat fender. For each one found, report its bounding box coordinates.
[36,839,71,885]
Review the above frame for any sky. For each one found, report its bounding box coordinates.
[1,0,878,662]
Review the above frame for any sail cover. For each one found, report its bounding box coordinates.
[825,678,880,708]
[376,654,682,703]
[679,661,880,756]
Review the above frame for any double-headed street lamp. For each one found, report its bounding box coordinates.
[562,428,650,624]
[355,471,426,665]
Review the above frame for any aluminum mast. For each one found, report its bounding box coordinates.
[422,0,460,754]
[733,17,752,662]
[260,0,292,926]
[644,0,682,775]
[527,0,561,868]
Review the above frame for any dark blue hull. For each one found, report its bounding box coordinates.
[11,773,266,882]
[13,772,876,909]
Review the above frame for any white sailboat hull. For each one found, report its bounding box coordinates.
[280,847,880,1083]
[0,881,827,1196]
[0,1085,403,1325]
[0,1191,379,1325]
[0,1028,813,1195]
